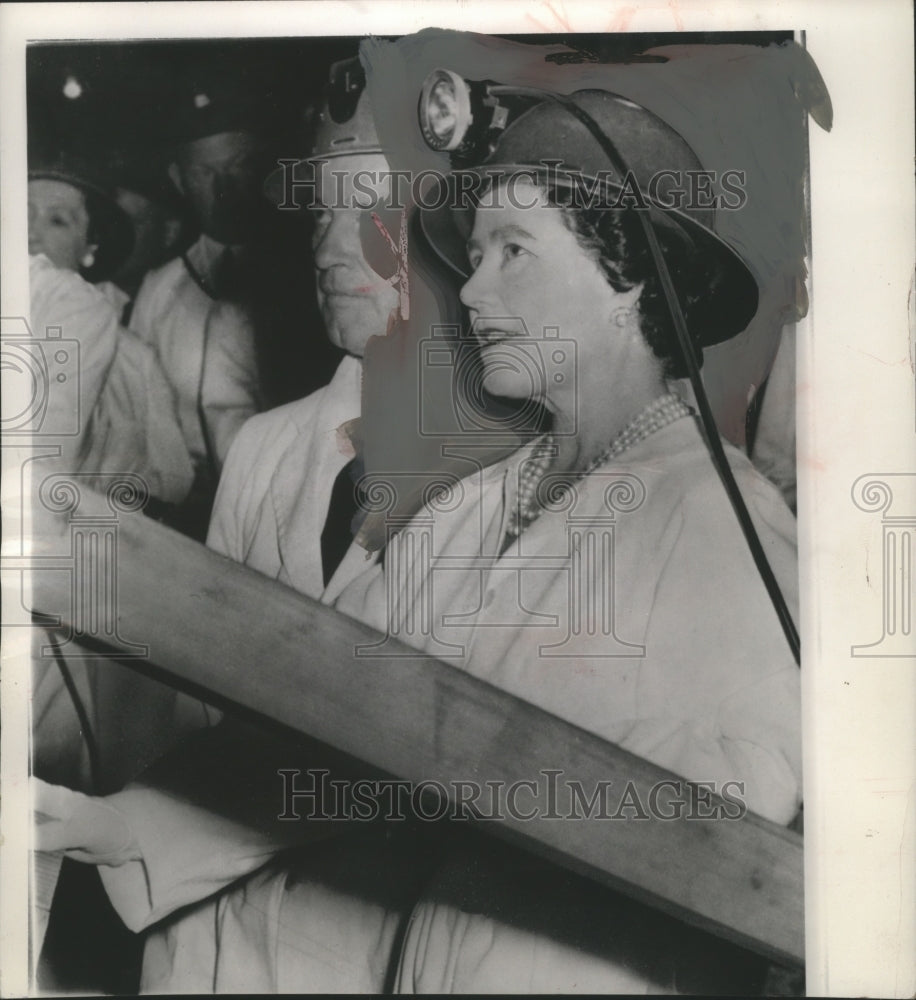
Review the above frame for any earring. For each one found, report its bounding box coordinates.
[613,307,631,328]
[81,249,96,269]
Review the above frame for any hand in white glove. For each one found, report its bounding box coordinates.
[32,776,141,866]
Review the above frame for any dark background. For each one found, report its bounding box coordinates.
[27,32,792,161]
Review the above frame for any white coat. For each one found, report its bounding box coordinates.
[29,253,205,793]
[336,416,801,823]
[344,417,802,993]
[205,353,371,598]
[29,252,194,496]
[96,403,801,993]
[96,357,382,974]
[130,234,261,475]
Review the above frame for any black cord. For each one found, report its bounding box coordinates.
[634,211,801,665]
[490,86,801,666]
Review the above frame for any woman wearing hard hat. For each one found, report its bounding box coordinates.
[329,83,802,994]
[33,70,802,995]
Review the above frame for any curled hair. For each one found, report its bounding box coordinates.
[548,188,727,379]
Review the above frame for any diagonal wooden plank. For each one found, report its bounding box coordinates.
[29,486,804,966]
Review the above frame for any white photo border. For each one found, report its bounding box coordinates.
[1,2,913,996]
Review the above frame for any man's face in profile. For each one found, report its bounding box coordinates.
[309,152,400,357]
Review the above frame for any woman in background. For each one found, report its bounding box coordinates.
[28,150,194,506]
[29,151,212,797]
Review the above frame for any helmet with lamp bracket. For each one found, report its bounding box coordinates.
[416,76,759,348]
[414,67,799,667]
[263,56,384,209]
[263,57,404,281]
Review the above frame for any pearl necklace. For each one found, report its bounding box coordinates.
[506,392,692,540]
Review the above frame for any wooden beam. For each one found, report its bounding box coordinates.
[29,487,804,967]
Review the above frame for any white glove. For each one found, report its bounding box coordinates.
[32,776,141,866]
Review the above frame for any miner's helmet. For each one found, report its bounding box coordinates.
[263,57,405,281]
[263,57,383,207]
[418,88,760,347]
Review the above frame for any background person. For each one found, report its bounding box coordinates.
[127,72,269,539]
[33,60,454,993]
[28,147,211,797]
[95,157,191,324]
[27,146,195,542]
[28,147,208,996]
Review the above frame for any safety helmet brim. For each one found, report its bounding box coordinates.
[417,90,760,348]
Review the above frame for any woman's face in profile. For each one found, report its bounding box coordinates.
[459,179,626,406]
[28,179,93,273]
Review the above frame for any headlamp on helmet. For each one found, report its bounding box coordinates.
[418,69,538,163]
[414,67,800,667]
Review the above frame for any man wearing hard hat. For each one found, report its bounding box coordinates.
[34,57,460,992]
[128,72,269,540]
[35,35,815,993]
